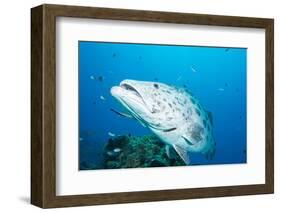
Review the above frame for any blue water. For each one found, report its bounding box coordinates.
[79,41,247,169]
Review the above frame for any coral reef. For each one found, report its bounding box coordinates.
[103,135,185,169]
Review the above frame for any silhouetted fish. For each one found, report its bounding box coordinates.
[108,132,116,137]
[113,148,122,153]
[98,76,104,82]
[190,65,197,73]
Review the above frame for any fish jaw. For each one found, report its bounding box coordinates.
[110,86,147,112]
[110,85,151,124]
[118,79,159,113]
[110,80,170,131]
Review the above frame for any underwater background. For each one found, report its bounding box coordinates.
[79,41,247,170]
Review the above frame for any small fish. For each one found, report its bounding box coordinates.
[225,83,228,87]
[107,149,121,157]
[112,53,117,58]
[90,75,104,82]
[139,56,142,60]
[154,78,159,81]
[98,76,104,82]
[79,137,84,141]
[190,65,197,73]
[108,132,116,137]
[113,148,122,153]
[106,151,114,156]
[100,96,106,101]
[218,88,225,91]
[225,48,230,52]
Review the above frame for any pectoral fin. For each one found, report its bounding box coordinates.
[110,108,134,119]
[110,108,146,127]
[165,145,177,159]
[207,111,213,125]
[166,145,171,158]
[173,143,190,165]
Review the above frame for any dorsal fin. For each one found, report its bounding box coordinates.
[203,141,216,160]
[207,111,213,125]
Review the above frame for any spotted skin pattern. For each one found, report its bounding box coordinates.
[110,80,216,165]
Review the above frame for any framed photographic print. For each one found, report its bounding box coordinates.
[31,4,274,208]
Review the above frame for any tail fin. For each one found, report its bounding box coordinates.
[204,140,216,160]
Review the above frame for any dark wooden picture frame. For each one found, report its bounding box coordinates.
[31,4,274,208]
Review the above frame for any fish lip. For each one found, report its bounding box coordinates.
[119,82,142,99]
[118,81,148,107]
[112,80,154,116]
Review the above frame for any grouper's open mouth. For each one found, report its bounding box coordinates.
[110,81,151,116]
[119,82,143,99]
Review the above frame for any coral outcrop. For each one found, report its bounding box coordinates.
[103,135,185,169]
